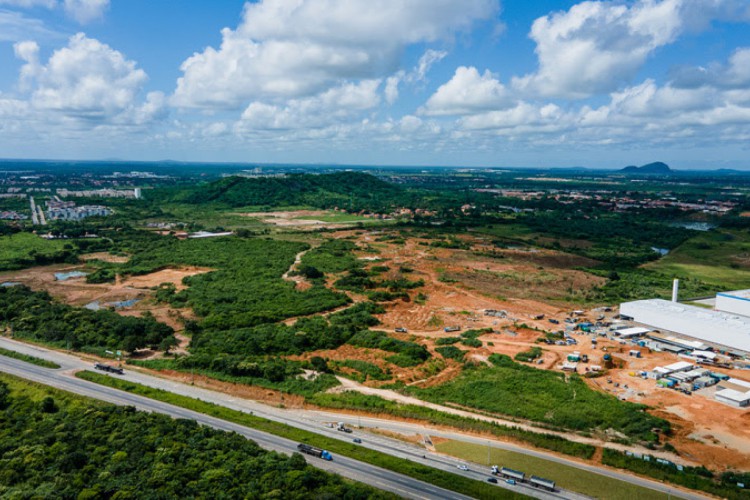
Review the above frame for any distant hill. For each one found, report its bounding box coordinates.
[619,162,672,174]
[178,171,405,211]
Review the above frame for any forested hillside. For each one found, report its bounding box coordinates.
[0,375,386,499]
[177,172,410,211]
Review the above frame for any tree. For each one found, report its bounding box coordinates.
[310,356,329,373]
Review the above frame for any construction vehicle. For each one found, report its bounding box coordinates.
[94,362,124,375]
[297,443,333,460]
[444,326,461,332]
[394,327,408,333]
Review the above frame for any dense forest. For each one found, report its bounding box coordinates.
[175,172,412,212]
[101,233,351,330]
[0,375,387,499]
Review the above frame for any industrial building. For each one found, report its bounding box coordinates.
[715,389,750,408]
[716,290,750,317]
[619,299,750,353]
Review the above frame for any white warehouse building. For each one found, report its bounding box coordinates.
[716,290,750,317]
[619,299,750,353]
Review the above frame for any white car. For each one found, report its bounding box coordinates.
[456,465,469,471]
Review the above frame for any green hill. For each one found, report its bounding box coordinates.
[179,172,406,211]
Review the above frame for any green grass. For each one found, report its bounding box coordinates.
[645,229,750,290]
[75,371,525,500]
[0,232,69,271]
[406,354,669,442]
[0,372,89,407]
[297,212,376,223]
[0,347,61,369]
[436,440,668,500]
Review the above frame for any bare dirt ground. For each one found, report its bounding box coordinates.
[281,248,313,291]
[235,210,352,230]
[121,266,213,291]
[297,229,750,472]
[78,252,130,263]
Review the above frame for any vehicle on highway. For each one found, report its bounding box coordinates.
[456,464,469,471]
[487,477,498,484]
[94,362,124,375]
[336,422,353,433]
[505,479,516,485]
[352,438,362,444]
[296,443,333,461]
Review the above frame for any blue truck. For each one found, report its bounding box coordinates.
[297,443,333,461]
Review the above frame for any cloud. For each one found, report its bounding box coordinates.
[63,0,108,24]
[172,0,498,109]
[0,8,60,41]
[512,0,686,99]
[384,72,403,105]
[421,66,512,116]
[0,0,109,23]
[239,80,381,130]
[14,33,161,124]
[413,49,448,82]
[511,0,750,100]
[0,0,56,7]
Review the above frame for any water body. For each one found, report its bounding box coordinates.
[670,221,716,231]
[85,299,140,311]
[54,271,89,281]
[108,299,140,308]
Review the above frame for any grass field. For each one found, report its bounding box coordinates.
[0,232,68,270]
[156,204,271,231]
[75,371,524,500]
[644,229,750,291]
[436,440,668,500]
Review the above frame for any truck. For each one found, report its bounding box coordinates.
[297,443,333,461]
[444,326,461,333]
[336,422,353,433]
[94,362,124,375]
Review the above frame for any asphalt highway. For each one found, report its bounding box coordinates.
[0,337,710,500]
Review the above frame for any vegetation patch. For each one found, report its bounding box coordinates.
[514,347,542,363]
[406,354,669,442]
[0,347,60,369]
[435,345,467,361]
[602,448,749,499]
[0,285,175,355]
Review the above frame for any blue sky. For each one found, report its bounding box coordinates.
[0,1,749,169]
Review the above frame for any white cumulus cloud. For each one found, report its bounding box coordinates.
[172,0,498,109]
[63,0,108,24]
[421,66,512,116]
[14,33,161,124]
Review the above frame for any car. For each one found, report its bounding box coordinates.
[352,438,362,443]
[456,465,469,471]
[505,479,516,485]
[487,477,498,484]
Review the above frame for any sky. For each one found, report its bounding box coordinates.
[0,1,749,169]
